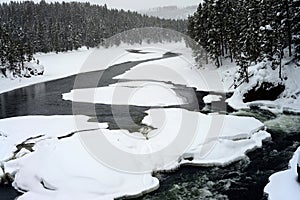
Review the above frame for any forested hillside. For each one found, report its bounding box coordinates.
[188,0,300,84]
[140,5,198,20]
[0,0,186,77]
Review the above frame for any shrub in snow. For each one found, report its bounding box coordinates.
[1,60,44,79]
[0,66,7,78]
[24,61,45,77]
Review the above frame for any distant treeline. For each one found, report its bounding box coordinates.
[0,0,187,77]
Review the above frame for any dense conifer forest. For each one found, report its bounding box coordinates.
[0,0,187,76]
[188,0,300,83]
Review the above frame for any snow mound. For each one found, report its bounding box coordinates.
[203,94,222,104]
[0,115,108,162]
[264,147,300,200]
[5,135,158,200]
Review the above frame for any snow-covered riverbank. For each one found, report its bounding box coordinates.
[0,47,92,95]
[227,57,300,114]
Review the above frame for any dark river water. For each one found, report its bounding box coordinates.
[0,52,299,200]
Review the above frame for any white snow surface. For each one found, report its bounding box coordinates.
[0,47,92,94]
[0,116,158,200]
[61,42,231,107]
[62,81,186,106]
[203,94,223,104]
[141,108,269,169]
[0,115,108,162]
[114,55,229,92]
[5,135,159,200]
[0,108,270,199]
[264,147,300,200]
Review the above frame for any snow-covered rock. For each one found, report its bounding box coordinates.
[0,166,3,183]
[227,58,300,113]
[203,94,222,104]
[264,147,300,200]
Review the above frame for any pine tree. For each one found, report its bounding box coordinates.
[292,0,300,60]
[0,1,187,55]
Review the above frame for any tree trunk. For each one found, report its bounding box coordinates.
[244,66,249,83]
[279,49,283,79]
[215,56,220,68]
[285,0,292,57]
[229,47,233,62]
[219,55,223,66]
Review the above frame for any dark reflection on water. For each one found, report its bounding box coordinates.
[0,185,20,200]
[0,76,74,118]
[0,53,180,119]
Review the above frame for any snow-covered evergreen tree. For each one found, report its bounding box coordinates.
[188,0,300,78]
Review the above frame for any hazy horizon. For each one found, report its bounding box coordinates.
[0,0,201,11]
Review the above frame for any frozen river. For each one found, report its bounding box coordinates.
[0,51,299,200]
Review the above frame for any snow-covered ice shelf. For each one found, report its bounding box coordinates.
[0,108,271,200]
[0,115,108,162]
[141,108,270,169]
[62,81,186,107]
[5,134,159,200]
[264,147,300,200]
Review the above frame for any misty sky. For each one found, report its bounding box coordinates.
[0,0,201,10]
